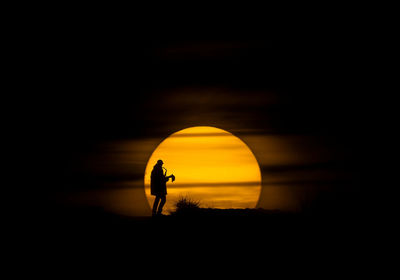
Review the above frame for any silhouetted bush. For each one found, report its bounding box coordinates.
[172,196,201,215]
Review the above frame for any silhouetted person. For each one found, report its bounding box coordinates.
[150,159,175,216]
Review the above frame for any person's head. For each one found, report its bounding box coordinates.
[156,159,164,166]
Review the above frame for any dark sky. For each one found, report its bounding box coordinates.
[27,23,366,217]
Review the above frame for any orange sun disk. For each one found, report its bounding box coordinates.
[144,126,262,213]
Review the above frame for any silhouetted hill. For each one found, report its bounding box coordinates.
[22,202,365,275]
[169,207,291,220]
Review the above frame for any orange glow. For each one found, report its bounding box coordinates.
[144,126,262,213]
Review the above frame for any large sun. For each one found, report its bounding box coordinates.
[144,126,262,213]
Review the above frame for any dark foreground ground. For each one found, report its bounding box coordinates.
[14,206,366,277]
[25,206,364,247]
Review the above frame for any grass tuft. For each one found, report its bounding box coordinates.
[172,195,201,215]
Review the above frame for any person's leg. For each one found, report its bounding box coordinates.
[157,195,166,215]
[152,196,160,216]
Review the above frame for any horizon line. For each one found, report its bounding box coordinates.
[167,181,261,187]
